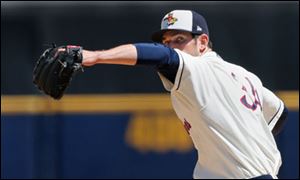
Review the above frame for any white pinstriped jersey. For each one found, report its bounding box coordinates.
[158,50,284,179]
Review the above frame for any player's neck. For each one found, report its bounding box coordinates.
[199,47,212,57]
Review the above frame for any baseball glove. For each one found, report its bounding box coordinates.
[33,43,84,100]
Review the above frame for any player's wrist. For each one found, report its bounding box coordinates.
[82,50,99,66]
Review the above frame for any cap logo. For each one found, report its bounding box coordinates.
[163,13,178,26]
[197,26,202,31]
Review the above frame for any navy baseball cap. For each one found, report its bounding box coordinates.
[151,10,209,43]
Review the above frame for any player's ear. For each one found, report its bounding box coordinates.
[198,34,209,53]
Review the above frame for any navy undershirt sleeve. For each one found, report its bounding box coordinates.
[134,43,179,83]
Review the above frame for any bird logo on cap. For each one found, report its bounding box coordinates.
[163,13,178,26]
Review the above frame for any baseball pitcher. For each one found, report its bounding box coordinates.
[33,10,288,179]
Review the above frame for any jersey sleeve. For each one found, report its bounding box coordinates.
[157,49,185,91]
[262,87,285,131]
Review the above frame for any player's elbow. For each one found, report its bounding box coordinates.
[134,43,178,66]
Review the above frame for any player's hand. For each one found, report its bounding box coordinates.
[82,50,99,67]
[33,44,83,100]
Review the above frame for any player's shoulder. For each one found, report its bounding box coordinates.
[174,49,198,60]
[174,49,219,64]
[224,58,263,86]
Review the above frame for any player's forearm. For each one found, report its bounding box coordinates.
[82,44,137,66]
[82,43,179,67]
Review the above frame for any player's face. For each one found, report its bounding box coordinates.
[162,30,200,56]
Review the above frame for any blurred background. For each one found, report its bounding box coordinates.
[1,1,299,179]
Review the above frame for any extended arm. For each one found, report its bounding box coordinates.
[82,44,138,66]
[82,43,180,83]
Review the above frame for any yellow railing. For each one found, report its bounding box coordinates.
[1,91,298,114]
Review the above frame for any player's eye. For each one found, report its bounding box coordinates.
[162,35,187,45]
[174,36,185,44]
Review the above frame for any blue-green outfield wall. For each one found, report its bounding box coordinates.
[1,106,299,178]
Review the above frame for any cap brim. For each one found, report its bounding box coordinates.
[151,29,169,43]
